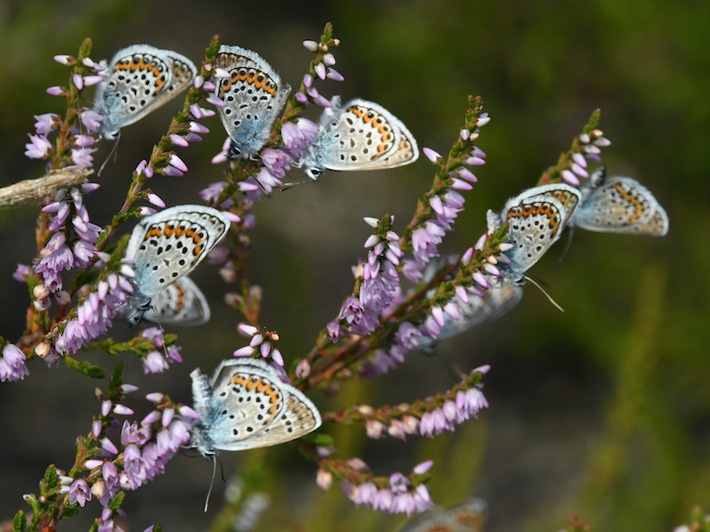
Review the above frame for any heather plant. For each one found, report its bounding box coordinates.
[0,22,673,532]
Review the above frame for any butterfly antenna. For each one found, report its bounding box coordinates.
[97,133,121,177]
[557,226,575,265]
[442,350,466,381]
[524,275,565,312]
[203,455,217,512]
[279,177,314,191]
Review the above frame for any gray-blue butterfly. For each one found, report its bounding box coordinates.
[297,96,419,181]
[120,205,230,326]
[491,183,581,285]
[214,45,291,158]
[188,358,322,458]
[570,167,669,236]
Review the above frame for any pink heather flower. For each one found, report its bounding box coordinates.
[282,118,319,157]
[162,165,184,177]
[146,193,165,208]
[54,54,73,65]
[25,134,52,159]
[199,181,232,209]
[83,75,104,87]
[13,264,32,283]
[80,109,103,133]
[422,147,442,163]
[0,344,29,382]
[561,169,580,186]
[295,359,311,379]
[169,133,189,147]
[53,273,132,356]
[71,147,95,167]
[35,232,73,291]
[68,479,91,507]
[34,113,58,135]
[261,148,292,178]
[168,153,188,172]
[143,351,169,374]
[316,469,333,490]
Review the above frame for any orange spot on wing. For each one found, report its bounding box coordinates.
[229,374,282,415]
[613,183,645,223]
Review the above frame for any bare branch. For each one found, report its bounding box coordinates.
[0,166,93,208]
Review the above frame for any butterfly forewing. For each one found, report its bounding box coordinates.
[320,99,418,171]
[214,45,291,156]
[94,45,196,138]
[500,184,581,278]
[125,205,230,298]
[206,364,286,450]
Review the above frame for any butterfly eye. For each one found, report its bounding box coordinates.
[227,143,242,159]
[306,167,323,180]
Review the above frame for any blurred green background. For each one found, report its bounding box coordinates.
[0,0,707,530]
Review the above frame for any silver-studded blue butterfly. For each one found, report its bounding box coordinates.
[188,358,322,457]
[214,45,291,158]
[491,183,581,285]
[298,96,419,181]
[570,167,669,236]
[121,205,230,326]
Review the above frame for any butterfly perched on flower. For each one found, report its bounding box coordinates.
[120,205,230,326]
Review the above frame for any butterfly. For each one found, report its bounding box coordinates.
[298,96,419,181]
[140,275,210,326]
[418,256,523,351]
[492,183,582,285]
[214,45,291,158]
[570,167,669,236]
[401,498,488,532]
[121,205,230,326]
[188,357,322,457]
[93,45,197,140]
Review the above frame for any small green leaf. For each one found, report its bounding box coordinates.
[64,357,105,379]
[42,465,60,493]
[108,491,125,511]
[12,510,27,532]
[305,432,334,447]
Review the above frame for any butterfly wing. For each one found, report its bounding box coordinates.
[214,45,291,156]
[316,98,419,172]
[439,281,524,340]
[401,498,487,532]
[141,276,210,326]
[202,358,321,452]
[572,177,667,235]
[633,204,669,236]
[501,184,581,279]
[125,205,230,298]
[94,45,196,138]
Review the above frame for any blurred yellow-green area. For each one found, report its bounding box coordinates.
[0,1,707,530]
